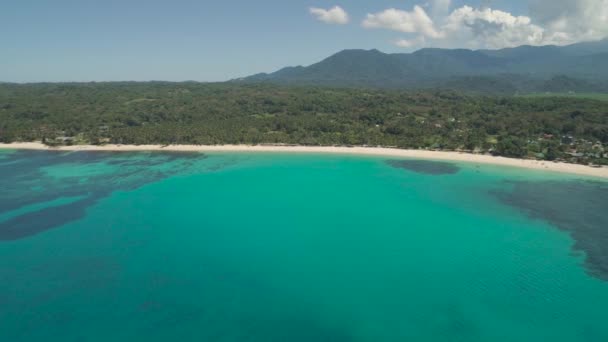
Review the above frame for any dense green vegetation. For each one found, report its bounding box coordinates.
[520,93,608,101]
[1,82,607,165]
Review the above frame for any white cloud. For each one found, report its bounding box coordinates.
[309,6,349,25]
[444,6,547,48]
[529,0,608,44]
[362,6,444,39]
[429,0,451,17]
[395,36,427,48]
[363,0,608,49]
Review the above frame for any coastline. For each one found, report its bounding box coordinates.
[1,142,607,179]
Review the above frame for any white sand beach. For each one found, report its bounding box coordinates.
[1,142,607,179]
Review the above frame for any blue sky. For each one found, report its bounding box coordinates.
[1,0,604,82]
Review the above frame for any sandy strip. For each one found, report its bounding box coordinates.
[1,142,607,179]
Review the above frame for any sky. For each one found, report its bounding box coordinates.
[1,0,606,82]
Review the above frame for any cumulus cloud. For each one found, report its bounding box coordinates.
[429,0,451,17]
[444,6,546,48]
[395,36,427,48]
[362,6,444,39]
[529,0,608,44]
[363,0,608,49]
[309,6,349,25]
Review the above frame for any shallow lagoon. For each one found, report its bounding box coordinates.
[1,150,607,341]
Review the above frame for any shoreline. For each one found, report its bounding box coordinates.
[1,142,607,179]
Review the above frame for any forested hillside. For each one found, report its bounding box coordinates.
[1,82,607,165]
[241,40,608,93]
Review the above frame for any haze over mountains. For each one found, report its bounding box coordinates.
[239,39,608,93]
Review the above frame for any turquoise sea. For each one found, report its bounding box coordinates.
[1,150,607,341]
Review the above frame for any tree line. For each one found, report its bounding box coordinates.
[0,82,607,165]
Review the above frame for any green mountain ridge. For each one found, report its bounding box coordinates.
[239,39,608,93]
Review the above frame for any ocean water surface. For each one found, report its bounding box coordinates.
[1,150,607,341]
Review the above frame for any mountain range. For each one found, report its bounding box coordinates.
[237,39,608,93]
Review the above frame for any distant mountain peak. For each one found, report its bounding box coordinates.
[236,41,608,92]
